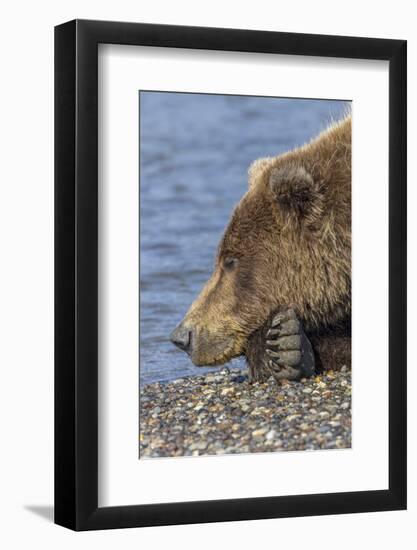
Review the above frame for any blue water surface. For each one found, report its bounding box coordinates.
[140,92,349,385]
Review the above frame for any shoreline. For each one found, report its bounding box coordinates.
[140,366,351,458]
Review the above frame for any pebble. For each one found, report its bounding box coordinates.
[139,367,352,457]
[265,429,277,440]
[220,387,235,396]
[252,428,268,437]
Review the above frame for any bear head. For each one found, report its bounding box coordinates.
[170,119,351,366]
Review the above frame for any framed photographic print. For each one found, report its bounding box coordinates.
[55,20,407,530]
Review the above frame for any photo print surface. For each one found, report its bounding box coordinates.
[139,92,351,458]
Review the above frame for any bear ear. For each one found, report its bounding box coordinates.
[269,164,324,228]
[248,157,272,188]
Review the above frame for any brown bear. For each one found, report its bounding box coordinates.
[170,114,351,381]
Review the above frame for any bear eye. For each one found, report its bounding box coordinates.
[224,257,238,271]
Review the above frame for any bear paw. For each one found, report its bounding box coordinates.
[246,307,315,382]
[265,307,315,380]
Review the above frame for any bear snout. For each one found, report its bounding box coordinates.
[170,322,192,354]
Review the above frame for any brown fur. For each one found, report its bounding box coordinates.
[310,334,351,372]
[175,115,351,370]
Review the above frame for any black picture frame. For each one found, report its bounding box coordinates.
[55,19,407,531]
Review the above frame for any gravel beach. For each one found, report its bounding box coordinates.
[139,366,351,458]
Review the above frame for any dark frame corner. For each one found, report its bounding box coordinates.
[55,19,407,531]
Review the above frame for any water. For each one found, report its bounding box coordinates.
[140,92,349,385]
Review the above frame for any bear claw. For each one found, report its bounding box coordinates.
[267,319,300,338]
[266,348,302,365]
[271,308,297,326]
[266,334,301,350]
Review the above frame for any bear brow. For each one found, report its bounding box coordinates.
[218,193,269,259]
[217,225,238,257]
[218,232,242,260]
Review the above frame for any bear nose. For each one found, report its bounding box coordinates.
[170,324,192,354]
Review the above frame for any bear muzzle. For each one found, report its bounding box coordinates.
[170,320,240,366]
